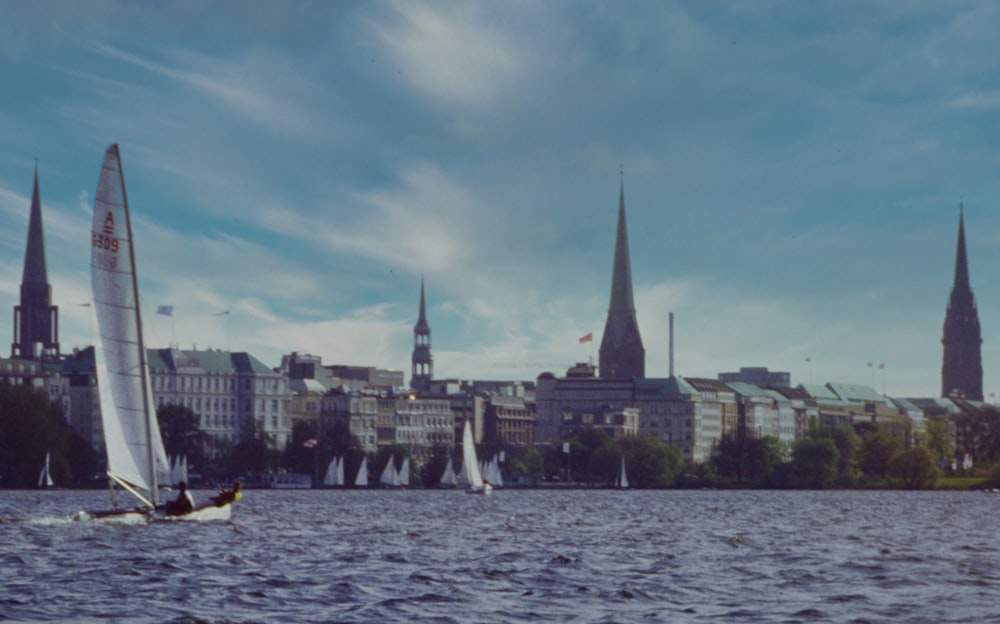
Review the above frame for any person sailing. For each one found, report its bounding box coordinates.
[164,481,196,516]
[211,481,242,507]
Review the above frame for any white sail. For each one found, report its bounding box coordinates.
[616,455,629,488]
[462,420,485,489]
[440,456,458,487]
[335,457,344,486]
[379,456,397,486]
[354,456,368,487]
[323,458,338,486]
[179,455,188,484]
[91,144,169,507]
[398,457,410,487]
[38,452,53,488]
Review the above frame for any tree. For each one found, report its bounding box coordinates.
[617,436,683,488]
[791,437,839,488]
[888,446,938,489]
[224,417,276,478]
[859,430,903,480]
[923,414,952,470]
[826,426,860,486]
[157,403,208,477]
[711,430,784,486]
[0,383,83,487]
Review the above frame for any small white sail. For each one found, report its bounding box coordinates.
[38,452,53,488]
[616,455,629,488]
[379,456,397,487]
[354,456,368,487]
[335,457,344,486]
[440,456,458,487]
[398,457,410,487]
[323,458,338,486]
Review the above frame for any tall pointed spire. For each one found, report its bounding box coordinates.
[942,204,983,401]
[12,163,60,360]
[599,180,645,379]
[411,277,433,393]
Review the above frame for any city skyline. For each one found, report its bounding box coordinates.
[3,3,1000,397]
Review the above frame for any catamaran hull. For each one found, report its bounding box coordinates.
[78,503,234,523]
[153,504,232,522]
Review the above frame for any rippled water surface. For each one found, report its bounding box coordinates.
[2,489,999,623]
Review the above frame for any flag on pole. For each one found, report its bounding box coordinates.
[579,332,593,344]
[157,305,173,316]
[303,438,318,449]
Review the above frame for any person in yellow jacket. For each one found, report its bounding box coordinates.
[210,481,242,507]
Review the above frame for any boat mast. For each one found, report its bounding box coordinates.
[114,144,158,507]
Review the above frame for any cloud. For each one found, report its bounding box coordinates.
[373,2,527,110]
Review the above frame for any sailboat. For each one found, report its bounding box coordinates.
[38,452,54,488]
[379,456,398,487]
[398,456,410,488]
[439,456,458,488]
[84,144,234,522]
[323,457,344,487]
[354,456,369,487]
[615,455,629,488]
[461,420,491,495]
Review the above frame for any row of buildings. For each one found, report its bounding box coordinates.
[2,167,989,468]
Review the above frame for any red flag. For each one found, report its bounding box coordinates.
[579,332,593,344]
[303,438,318,448]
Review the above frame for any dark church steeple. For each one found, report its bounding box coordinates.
[942,205,983,400]
[411,277,433,393]
[599,180,644,379]
[12,164,59,360]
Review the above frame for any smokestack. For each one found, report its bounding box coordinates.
[669,312,674,378]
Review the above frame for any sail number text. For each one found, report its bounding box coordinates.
[92,233,120,269]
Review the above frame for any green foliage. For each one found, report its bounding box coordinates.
[0,382,93,487]
[923,414,952,468]
[791,437,840,488]
[858,430,903,480]
[223,417,278,478]
[157,403,209,476]
[420,443,451,488]
[888,446,939,489]
[617,435,683,488]
[710,430,785,486]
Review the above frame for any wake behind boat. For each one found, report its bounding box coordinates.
[82,144,236,523]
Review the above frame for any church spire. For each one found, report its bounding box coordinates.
[942,204,983,400]
[12,163,60,360]
[599,180,645,379]
[411,277,433,393]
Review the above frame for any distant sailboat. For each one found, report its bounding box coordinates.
[462,420,491,495]
[398,457,410,487]
[379,456,398,487]
[439,456,458,487]
[323,457,344,487]
[38,452,54,488]
[615,456,629,489]
[354,456,369,487]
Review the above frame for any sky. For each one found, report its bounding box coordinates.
[2,1,1000,399]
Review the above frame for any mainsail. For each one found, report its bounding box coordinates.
[91,144,169,507]
[461,420,484,489]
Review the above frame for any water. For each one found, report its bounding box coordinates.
[2,489,999,623]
